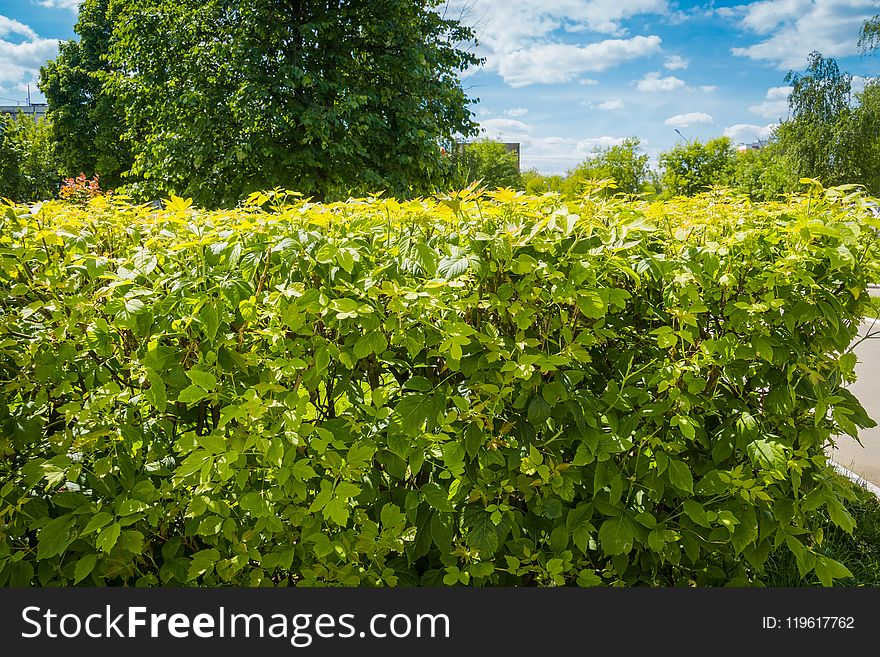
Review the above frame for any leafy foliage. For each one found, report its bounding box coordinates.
[453,139,523,191]
[0,114,59,203]
[1,185,878,587]
[99,0,480,207]
[658,137,736,198]
[565,137,650,197]
[38,0,131,189]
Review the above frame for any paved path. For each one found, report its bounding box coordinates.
[828,288,880,490]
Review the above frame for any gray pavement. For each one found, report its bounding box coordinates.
[829,289,880,489]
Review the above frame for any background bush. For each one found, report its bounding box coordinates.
[1,186,878,586]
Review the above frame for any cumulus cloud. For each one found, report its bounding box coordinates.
[597,98,625,110]
[699,85,718,92]
[577,136,627,151]
[497,36,662,87]
[479,118,532,136]
[445,1,665,86]
[749,86,791,118]
[664,54,690,70]
[636,71,685,92]
[0,17,59,95]
[664,112,713,127]
[730,0,877,69]
[35,1,82,10]
[505,107,528,117]
[724,123,777,144]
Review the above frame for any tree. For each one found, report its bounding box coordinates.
[0,115,59,202]
[728,141,794,201]
[564,137,649,197]
[454,139,522,190]
[658,137,735,197]
[103,0,481,207]
[521,169,564,195]
[777,52,853,185]
[39,0,130,189]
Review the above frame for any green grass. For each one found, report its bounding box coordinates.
[761,484,880,586]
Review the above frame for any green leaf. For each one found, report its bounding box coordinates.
[682,499,710,527]
[73,553,98,584]
[82,511,114,535]
[393,393,432,435]
[748,439,785,471]
[186,369,217,390]
[598,516,635,556]
[667,459,694,494]
[576,569,603,587]
[813,555,853,587]
[178,384,209,404]
[465,511,499,554]
[37,515,76,560]
[422,482,455,512]
[199,301,221,343]
[144,368,167,412]
[96,522,121,553]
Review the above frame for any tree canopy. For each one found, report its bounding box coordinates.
[454,139,522,190]
[565,137,649,197]
[88,0,481,206]
[39,0,129,189]
[658,137,735,198]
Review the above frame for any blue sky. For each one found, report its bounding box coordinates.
[2,0,880,173]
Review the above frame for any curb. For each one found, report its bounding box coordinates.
[829,460,880,499]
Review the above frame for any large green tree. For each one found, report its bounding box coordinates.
[564,137,649,197]
[776,52,853,186]
[104,0,481,206]
[658,137,735,198]
[39,0,129,189]
[0,115,59,203]
[454,139,522,190]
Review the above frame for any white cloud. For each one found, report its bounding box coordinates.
[479,118,532,136]
[664,54,690,70]
[636,71,685,92]
[497,36,662,87]
[505,107,528,117]
[699,85,718,92]
[0,16,38,40]
[664,112,714,127]
[446,1,665,86]
[731,0,878,69]
[0,17,58,95]
[579,78,600,85]
[597,98,625,110]
[577,136,627,151]
[724,122,777,144]
[35,1,81,9]
[749,86,791,118]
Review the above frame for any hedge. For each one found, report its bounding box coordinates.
[1,184,878,587]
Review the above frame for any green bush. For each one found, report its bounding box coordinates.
[1,185,878,587]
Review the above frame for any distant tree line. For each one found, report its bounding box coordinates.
[3,1,880,206]
[459,51,880,203]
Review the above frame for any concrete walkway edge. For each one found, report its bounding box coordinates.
[830,460,880,500]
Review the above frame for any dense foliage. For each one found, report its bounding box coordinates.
[39,0,130,189]
[91,0,479,206]
[0,115,59,203]
[453,139,523,191]
[565,138,650,197]
[658,137,736,198]
[1,186,877,587]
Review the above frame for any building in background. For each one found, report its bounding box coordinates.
[0,103,49,123]
[736,142,763,153]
